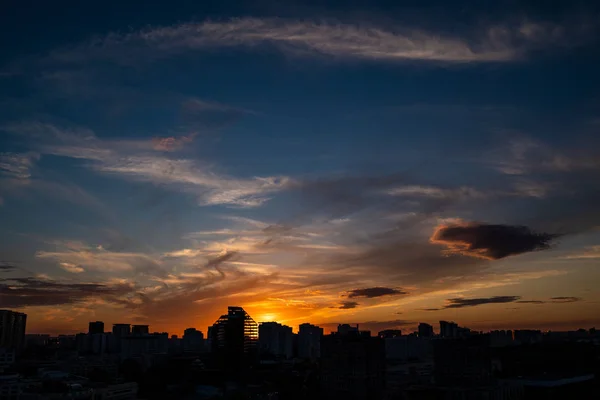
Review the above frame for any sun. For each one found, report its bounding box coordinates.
[258,313,277,322]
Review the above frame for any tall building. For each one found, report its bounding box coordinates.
[321,330,386,400]
[298,323,323,360]
[0,310,27,351]
[88,321,104,334]
[112,324,131,337]
[209,306,258,368]
[337,324,359,335]
[258,322,293,359]
[131,325,149,336]
[418,322,434,337]
[439,320,470,338]
[434,335,492,386]
[183,328,204,352]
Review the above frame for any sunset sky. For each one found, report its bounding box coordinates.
[1,0,600,336]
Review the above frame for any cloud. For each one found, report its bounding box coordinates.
[444,295,521,309]
[0,152,40,180]
[5,121,291,208]
[49,18,582,65]
[515,300,545,304]
[550,296,581,303]
[0,276,135,308]
[516,297,582,304]
[151,133,197,152]
[336,301,359,309]
[36,242,166,277]
[564,245,600,259]
[0,262,17,272]
[347,287,407,298]
[59,262,85,274]
[430,221,559,260]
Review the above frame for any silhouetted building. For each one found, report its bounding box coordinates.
[183,327,204,352]
[88,321,104,334]
[258,322,293,359]
[490,329,513,347]
[321,332,385,400]
[131,325,149,336]
[112,323,131,337]
[298,323,323,360]
[418,322,434,337]
[385,336,433,361]
[378,329,401,338]
[209,306,258,369]
[0,310,27,351]
[514,329,542,344]
[337,324,359,335]
[439,320,470,338]
[434,334,492,386]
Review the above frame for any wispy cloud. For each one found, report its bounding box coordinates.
[444,295,521,309]
[0,152,40,180]
[335,301,359,309]
[50,18,580,65]
[564,245,600,259]
[5,121,291,207]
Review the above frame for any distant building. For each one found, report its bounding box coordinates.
[183,328,204,352]
[378,329,402,338]
[337,324,359,335]
[258,322,293,359]
[434,334,492,386]
[0,310,27,351]
[439,320,470,338]
[112,324,131,337]
[88,321,104,334]
[0,348,15,372]
[514,329,542,345]
[298,323,323,360]
[385,336,433,361]
[131,325,149,336]
[321,331,386,400]
[209,306,258,368]
[418,322,434,337]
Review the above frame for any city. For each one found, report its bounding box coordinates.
[2,0,600,399]
[1,307,599,399]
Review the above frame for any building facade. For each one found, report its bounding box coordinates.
[298,323,323,360]
[258,322,293,359]
[0,310,27,351]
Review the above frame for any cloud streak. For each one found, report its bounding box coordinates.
[50,18,581,65]
[444,296,521,308]
[347,287,407,298]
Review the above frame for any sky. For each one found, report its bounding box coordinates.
[1,0,600,336]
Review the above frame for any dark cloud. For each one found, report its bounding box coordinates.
[347,287,407,298]
[0,276,134,308]
[335,301,359,309]
[550,296,581,303]
[516,297,582,304]
[431,222,559,260]
[419,308,442,311]
[444,296,521,309]
[0,262,17,272]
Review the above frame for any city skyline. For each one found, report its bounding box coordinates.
[1,0,600,336]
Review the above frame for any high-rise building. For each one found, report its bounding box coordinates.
[183,328,204,352]
[112,324,131,337]
[258,322,293,359]
[131,325,149,336]
[337,324,359,335]
[439,320,471,338]
[209,306,258,368]
[88,321,104,334]
[298,323,323,360]
[321,331,385,400]
[0,310,27,351]
[434,335,492,386]
[418,323,434,337]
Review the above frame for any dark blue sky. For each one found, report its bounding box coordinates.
[1,0,599,335]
